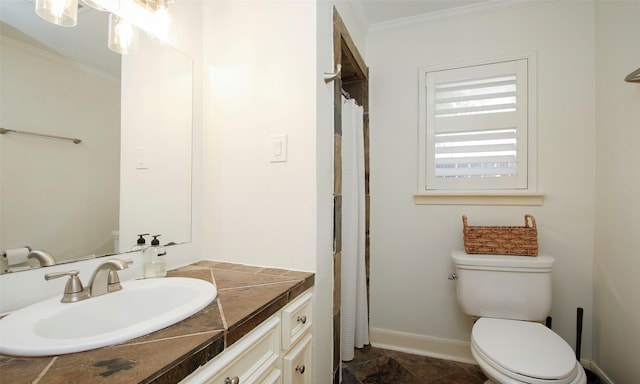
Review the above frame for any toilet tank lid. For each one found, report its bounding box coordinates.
[451,250,555,269]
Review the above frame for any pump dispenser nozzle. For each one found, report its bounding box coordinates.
[144,234,167,278]
[133,234,149,251]
[151,235,167,256]
[138,234,149,244]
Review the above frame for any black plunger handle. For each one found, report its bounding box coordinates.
[576,307,584,360]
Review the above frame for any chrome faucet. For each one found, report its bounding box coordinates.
[28,249,56,266]
[45,258,133,303]
[45,270,90,303]
[88,258,133,297]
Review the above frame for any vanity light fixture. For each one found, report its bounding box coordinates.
[145,0,174,44]
[34,0,174,54]
[108,13,139,54]
[35,0,78,27]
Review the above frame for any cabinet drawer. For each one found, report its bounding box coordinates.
[181,316,281,384]
[260,368,282,384]
[283,334,312,384]
[281,291,312,350]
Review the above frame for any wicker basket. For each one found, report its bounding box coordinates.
[462,214,538,256]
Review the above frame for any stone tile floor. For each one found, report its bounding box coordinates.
[342,346,488,384]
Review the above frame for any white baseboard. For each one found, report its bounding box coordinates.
[583,360,614,384]
[370,328,616,383]
[369,327,476,365]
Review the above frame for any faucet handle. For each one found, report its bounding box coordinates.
[45,270,90,303]
[45,269,79,281]
[106,259,133,293]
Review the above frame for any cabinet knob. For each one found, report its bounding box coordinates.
[295,364,306,374]
[296,315,307,324]
[224,376,239,384]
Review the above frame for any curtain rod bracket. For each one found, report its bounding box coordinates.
[324,64,342,83]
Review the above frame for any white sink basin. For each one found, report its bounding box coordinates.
[0,277,217,357]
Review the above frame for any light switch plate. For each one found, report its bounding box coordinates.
[136,146,149,169]
[270,134,288,162]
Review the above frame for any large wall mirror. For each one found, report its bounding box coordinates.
[0,0,192,274]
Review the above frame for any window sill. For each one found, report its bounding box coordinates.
[414,192,544,206]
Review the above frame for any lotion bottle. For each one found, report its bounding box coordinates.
[143,244,159,278]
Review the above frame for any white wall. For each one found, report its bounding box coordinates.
[120,35,193,251]
[200,2,367,382]
[119,0,204,271]
[201,2,334,382]
[167,0,205,270]
[202,1,319,273]
[368,1,596,360]
[333,1,367,58]
[594,2,640,383]
[316,2,338,383]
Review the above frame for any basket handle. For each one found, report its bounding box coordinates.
[524,214,537,229]
[462,215,468,228]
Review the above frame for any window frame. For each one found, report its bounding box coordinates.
[417,53,538,200]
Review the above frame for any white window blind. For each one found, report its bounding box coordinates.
[419,58,531,191]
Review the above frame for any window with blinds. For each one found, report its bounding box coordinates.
[418,57,534,191]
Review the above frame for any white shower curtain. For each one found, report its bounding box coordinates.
[340,96,369,362]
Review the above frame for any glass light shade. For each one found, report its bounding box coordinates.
[108,13,139,55]
[146,0,172,44]
[81,0,119,12]
[35,0,78,27]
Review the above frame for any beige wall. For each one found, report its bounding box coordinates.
[594,1,640,383]
[0,37,120,263]
[368,0,597,360]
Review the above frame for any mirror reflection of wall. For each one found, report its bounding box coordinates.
[1,9,121,271]
[0,0,193,274]
[119,35,193,254]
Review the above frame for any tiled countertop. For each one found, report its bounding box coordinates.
[0,260,314,384]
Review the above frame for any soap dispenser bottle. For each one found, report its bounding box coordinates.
[150,235,167,278]
[143,243,159,279]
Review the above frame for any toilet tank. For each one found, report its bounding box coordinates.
[451,250,554,322]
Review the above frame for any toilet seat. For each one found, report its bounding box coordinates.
[472,318,583,384]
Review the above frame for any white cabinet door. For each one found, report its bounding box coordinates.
[181,289,314,384]
[181,316,281,384]
[282,334,312,384]
[281,291,312,350]
[260,368,282,384]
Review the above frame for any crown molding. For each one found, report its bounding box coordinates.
[368,0,539,33]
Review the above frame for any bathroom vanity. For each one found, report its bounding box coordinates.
[0,260,314,384]
[181,288,313,384]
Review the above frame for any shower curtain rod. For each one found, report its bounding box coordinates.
[0,128,82,144]
[625,67,640,83]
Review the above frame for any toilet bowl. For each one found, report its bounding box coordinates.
[471,318,585,384]
[451,251,586,384]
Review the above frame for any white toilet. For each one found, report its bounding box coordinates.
[451,250,586,384]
